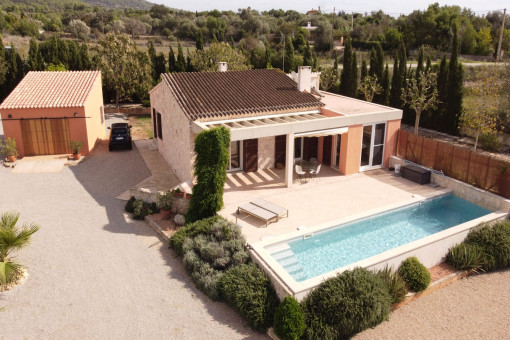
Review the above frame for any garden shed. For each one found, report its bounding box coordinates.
[0,71,105,157]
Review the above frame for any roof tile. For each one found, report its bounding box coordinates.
[0,71,101,109]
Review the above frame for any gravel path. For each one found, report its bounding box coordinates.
[0,143,264,340]
[355,269,510,339]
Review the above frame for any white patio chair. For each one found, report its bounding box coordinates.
[309,164,321,181]
[295,164,307,182]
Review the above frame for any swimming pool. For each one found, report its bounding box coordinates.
[269,194,492,282]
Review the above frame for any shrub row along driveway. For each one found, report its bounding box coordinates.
[0,143,264,339]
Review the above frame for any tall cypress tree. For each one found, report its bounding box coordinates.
[154,52,167,79]
[148,40,157,82]
[264,40,272,68]
[445,25,463,135]
[28,37,39,71]
[79,43,91,70]
[186,48,193,72]
[303,41,313,67]
[398,39,411,123]
[381,64,390,105]
[284,35,295,73]
[415,45,424,84]
[168,46,176,73]
[67,40,79,70]
[371,42,385,103]
[0,38,7,100]
[195,30,204,50]
[339,38,353,96]
[359,59,368,99]
[389,54,400,108]
[350,51,358,98]
[176,42,186,73]
[332,50,338,79]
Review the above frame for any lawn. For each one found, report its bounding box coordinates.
[128,115,153,140]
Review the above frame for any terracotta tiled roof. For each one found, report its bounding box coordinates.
[161,69,323,121]
[0,71,101,109]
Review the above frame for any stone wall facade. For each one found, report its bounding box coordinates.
[257,136,275,169]
[150,83,195,183]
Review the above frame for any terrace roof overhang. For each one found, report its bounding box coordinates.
[191,108,403,142]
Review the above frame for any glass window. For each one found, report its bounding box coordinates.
[294,137,303,159]
[230,141,240,170]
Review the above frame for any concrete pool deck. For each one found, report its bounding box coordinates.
[220,167,444,243]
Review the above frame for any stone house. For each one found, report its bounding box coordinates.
[149,65,402,187]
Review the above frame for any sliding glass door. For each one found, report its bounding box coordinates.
[360,123,386,171]
[227,140,242,171]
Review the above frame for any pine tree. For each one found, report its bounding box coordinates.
[176,42,186,73]
[195,30,204,50]
[381,64,390,105]
[303,41,313,67]
[389,54,400,108]
[284,35,295,73]
[168,46,176,73]
[27,37,39,71]
[339,38,354,96]
[445,25,463,136]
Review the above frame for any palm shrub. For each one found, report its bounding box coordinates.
[398,257,431,292]
[274,296,306,340]
[446,243,485,272]
[186,127,230,223]
[217,263,279,332]
[301,267,391,340]
[464,221,510,271]
[375,266,408,304]
[181,217,249,299]
[0,212,40,285]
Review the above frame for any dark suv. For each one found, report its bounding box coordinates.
[108,123,132,151]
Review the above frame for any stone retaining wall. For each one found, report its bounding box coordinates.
[104,104,151,116]
[129,188,190,215]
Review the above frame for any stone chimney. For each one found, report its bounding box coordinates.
[218,62,227,72]
[297,66,312,92]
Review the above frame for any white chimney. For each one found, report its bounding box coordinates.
[218,62,227,72]
[297,66,312,92]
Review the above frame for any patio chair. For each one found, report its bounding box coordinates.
[309,164,321,181]
[295,164,306,182]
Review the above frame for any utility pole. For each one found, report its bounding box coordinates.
[351,13,354,31]
[497,8,506,62]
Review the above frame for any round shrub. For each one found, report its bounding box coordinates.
[217,263,279,332]
[446,242,485,271]
[169,215,220,255]
[375,266,408,304]
[274,296,305,340]
[465,221,510,271]
[398,257,431,292]
[301,267,391,340]
[124,196,136,213]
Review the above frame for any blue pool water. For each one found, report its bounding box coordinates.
[270,194,491,282]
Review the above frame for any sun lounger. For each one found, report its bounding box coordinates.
[236,203,278,227]
[250,198,288,220]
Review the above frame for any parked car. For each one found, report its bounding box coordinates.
[108,123,132,151]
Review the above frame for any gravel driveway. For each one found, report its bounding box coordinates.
[0,142,264,339]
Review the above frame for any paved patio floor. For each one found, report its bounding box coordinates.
[0,142,264,339]
[220,167,443,243]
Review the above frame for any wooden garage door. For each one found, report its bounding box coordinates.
[21,119,71,155]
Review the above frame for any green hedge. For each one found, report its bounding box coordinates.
[398,257,431,292]
[186,127,230,223]
[464,221,510,271]
[301,268,391,339]
[274,296,306,340]
[217,263,279,332]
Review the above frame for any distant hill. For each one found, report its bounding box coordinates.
[0,0,154,11]
[80,0,153,10]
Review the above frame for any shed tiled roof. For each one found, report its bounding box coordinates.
[161,69,323,121]
[0,71,101,109]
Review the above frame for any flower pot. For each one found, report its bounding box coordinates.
[73,153,81,160]
[160,209,171,220]
[7,155,17,162]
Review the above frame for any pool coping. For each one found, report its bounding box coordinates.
[250,189,508,300]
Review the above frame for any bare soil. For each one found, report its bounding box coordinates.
[128,115,153,140]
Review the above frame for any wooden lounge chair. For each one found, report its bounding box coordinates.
[236,203,278,227]
[250,198,288,221]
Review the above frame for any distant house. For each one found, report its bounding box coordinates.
[0,71,105,157]
[149,64,402,186]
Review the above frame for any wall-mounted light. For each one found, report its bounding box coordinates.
[74,112,78,117]
[7,114,12,118]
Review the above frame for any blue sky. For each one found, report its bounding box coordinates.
[152,0,506,15]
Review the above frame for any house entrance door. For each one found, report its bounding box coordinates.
[21,118,71,155]
[243,138,258,172]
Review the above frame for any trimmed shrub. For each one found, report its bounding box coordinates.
[186,127,230,223]
[375,266,408,304]
[217,263,279,332]
[398,257,431,292]
[124,196,136,213]
[180,217,249,299]
[301,268,391,340]
[169,215,221,255]
[446,243,485,271]
[132,199,158,220]
[465,221,510,271]
[274,296,306,340]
